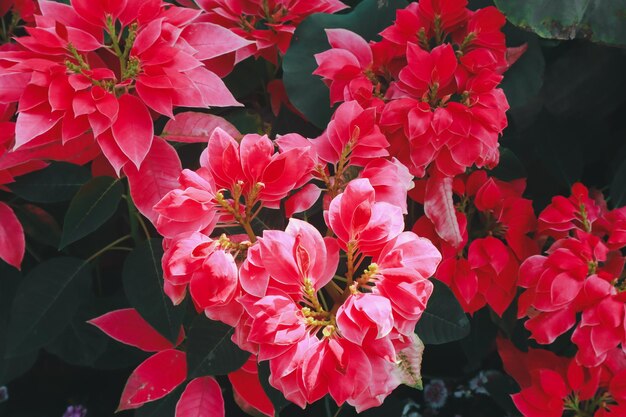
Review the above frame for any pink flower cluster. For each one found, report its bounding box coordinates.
[314,0,511,178]
[0,0,249,174]
[194,0,347,66]
[154,125,441,411]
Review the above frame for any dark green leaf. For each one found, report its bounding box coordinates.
[489,148,526,181]
[415,280,470,345]
[611,159,626,208]
[5,257,92,356]
[224,109,264,134]
[283,0,408,128]
[9,163,90,203]
[258,361,290,415]
[59,177,123,249]
[223,57,268,99]
[0,350,38,385]
[484,372,521,416]
[186,316,249,378]
[13,204,62,247]
[494,0,626,46]
[123,238,185,343]
[460,309,497,372]
[0,263,21,384]
[500,32,545,110]
[45,299,109,367]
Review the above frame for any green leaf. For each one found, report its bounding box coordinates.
[489,148,526,181]
[258,361,291,415]
[283,0,407,128]
[9,162,90,203]
[494,0,626,46]
[59,177,123,249]
[5,257,92,356]
[460,309,497,372]
[0,262,22,384]
[224,109,264,135]
[0,350,38,386]
[59,177,124,249]
[186,316,249,378]
[484,372,522,416]
[415,280,470,345]
[123,238,185,344]
[45,299,109,367]
[499,31,545,110]
[611,159,626,209]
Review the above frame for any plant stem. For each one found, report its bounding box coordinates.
[86,235,132,263]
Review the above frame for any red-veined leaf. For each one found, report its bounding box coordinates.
[111,94,154,169]
[424,173,463,247]
[175,376,225,417]
[117,349,187,411]
[161,112,240,143]
[88,308,184,352]
[183,22,253,61]
[0,202,25,269]
[124,137,182,223]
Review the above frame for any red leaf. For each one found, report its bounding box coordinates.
[228,360,274,417]
[175,377,225,417]
[424,173,463,247]
[124,137,182,223]
[161,112,240,143]
[88,308,184,352]
[182,22,253,61]
[505,43,528,70]
[0,202,24,269]
[117,349,187,411]
[0,73,30,102]
[111,94,154,169]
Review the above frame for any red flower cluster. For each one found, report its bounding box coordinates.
[0,0,250,174]
[314,0,511,178]
[195,0,347,66]
[154,124,441,411]
[412,170,537,315]
[498,338,626,417]
[517,184,626,367]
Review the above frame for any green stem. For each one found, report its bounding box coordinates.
[86,235,132,263]
[125,195,141,244]
[105,16,126,75]
[135,212,151,240]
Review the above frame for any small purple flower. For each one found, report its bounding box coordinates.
[423,379,448,410]
[62,405,87,417]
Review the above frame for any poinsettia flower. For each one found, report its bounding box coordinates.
[313,29,396,108]
[203,128,315,209]
[325,178,404,256]
[154,168,221,239]
[313,100,389,167]
[538,182,602,238]
[572,291,626,367]
[0,0,246,171]
[497,338,611,417]
[194,0,347,65]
